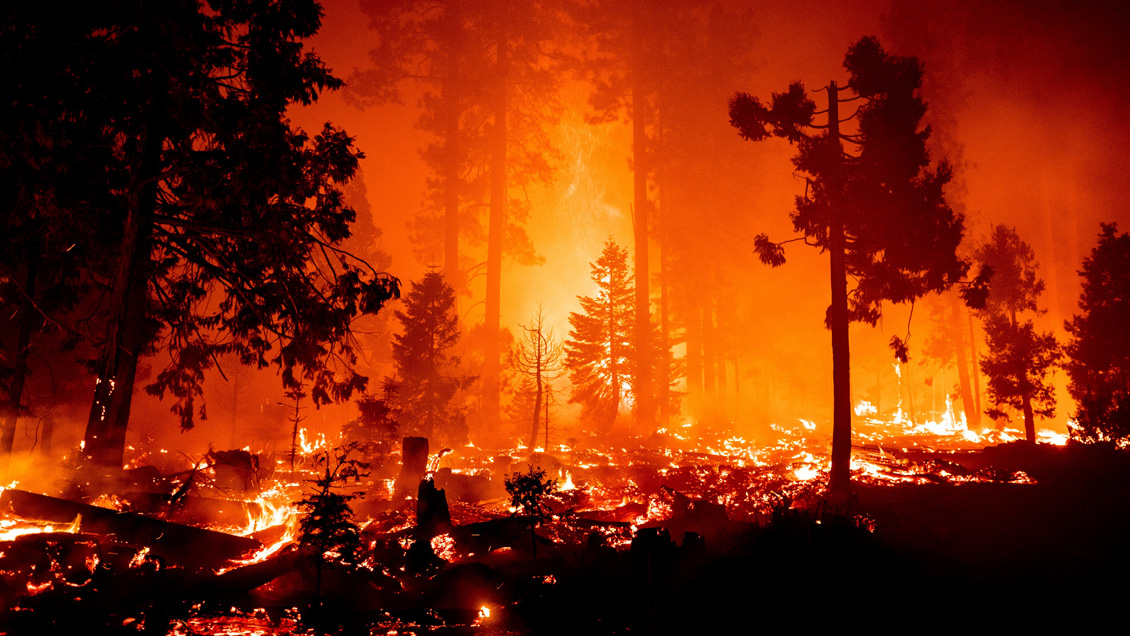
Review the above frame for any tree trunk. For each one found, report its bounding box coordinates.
[951,297,978,429]
[442,0,463,292]
[968,313,985,424]
[1022,391,1035,443]
[702,300,716,414]
[685,297,703,415]
[826,81,853,495]
[0,250,39,481]
[656,121,670,429]
[82,81,166,470]
[528,342,542,451]
[483,0,507,431]
[630,0,654,434]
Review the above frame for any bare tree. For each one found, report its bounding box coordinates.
[510,305,563,451]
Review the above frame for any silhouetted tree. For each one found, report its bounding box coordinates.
[1065,223,1130,444]
[504,464,557,559]
[575,0,664,431]
[730,37,976,492]
[2,1,401,471]
[975,225,1061,442]
[566,239,636,432]
[351,1,563,432]
[343,382,401,468]
[1064,224,1130,444]
[510,305,564,451]
[0,5,127,477]
[391,271,472,445]
[297,443,368,597]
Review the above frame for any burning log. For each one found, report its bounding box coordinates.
[0,489,259,566]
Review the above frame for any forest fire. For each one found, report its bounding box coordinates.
[3,0,1130,632]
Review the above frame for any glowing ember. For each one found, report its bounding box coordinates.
[431,533,456,561]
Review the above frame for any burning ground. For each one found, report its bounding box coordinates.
[2,415,1127,634]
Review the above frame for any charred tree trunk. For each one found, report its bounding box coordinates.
[442,0,464,292]
[528,338,542,451]
[483,0,507,431]
[82,80,166,470]
[1022,391,1036,443]
[826,81,853,495]
[0,249,39,480]
[630,0,654,434]
[969,313,984,427]
[951,297,978,429]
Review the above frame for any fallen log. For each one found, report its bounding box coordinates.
[0,489,259,566]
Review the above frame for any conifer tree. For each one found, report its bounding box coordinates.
[1065,223,1130,444]
[297,443,367,598]
[565,239,636,431]
[730,37,977,492]
[391,271,472,445]
[975,225,1061,442]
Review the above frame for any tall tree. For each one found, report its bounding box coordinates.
[350,0,561,431]
[577,0,663,432]
[350,0,476,290]
[975,225,1061,443]
[1065,223,1130,444]
[510,305,563,451]
[0,5,122,477]
[730,37,975,493]
[390,271,471,445]
[10,0,402,470]
[565,238,636,432]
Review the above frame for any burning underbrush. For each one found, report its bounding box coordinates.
[0,414,1087,633]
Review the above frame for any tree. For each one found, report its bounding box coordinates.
[1065,223,1130,444]
[343,381,401,468]
[565,238,636,432]
[504,465,557,559]
[350,1,562,432]
[576,0,664,432]
[975,225,1061,443]
[1,1,401,470]
[391,271,472,445]
[510,305,564,451]
[297,443,367,598]
[0,5,125,478]
[730,37,976,493]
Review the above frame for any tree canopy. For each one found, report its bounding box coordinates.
[565,238,636,432]
[390,271,472,445]
[730,36,973,492]
[2,1,400,469]
[975,225,1060,442]
[1065,223,1130,444]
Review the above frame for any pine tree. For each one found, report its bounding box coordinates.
[730,37,977,492]
[1065,223,1130,444]
[504,465,557,559]
[975,225,1061,442]
[297,443,368,598]
[565,239,636,431]
[391,271,472,445]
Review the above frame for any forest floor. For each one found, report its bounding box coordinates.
[2,441,1128,634]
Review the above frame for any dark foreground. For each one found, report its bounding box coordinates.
[2,441,1128,635]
